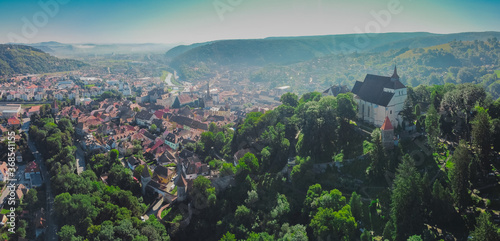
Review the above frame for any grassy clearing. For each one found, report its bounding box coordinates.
[21,104,42,108]
[495,70,500,78]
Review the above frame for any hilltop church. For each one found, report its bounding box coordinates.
[351,67,407,127]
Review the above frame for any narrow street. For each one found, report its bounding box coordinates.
[76,143,86,174]
[24,120,58,241]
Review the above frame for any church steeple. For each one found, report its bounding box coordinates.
[391,65,399,81]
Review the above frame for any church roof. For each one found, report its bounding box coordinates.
[391,66,399,79]
[351,71,405,106]
[381,116,394,130]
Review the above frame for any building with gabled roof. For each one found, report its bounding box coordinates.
[352,66,407,127]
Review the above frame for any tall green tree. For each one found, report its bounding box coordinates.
[471,106,492,172]
[280,92,299,107]
[390,155,424,241]
[450,140,471,210]
[425,104,440,149]
[471,212,500,241]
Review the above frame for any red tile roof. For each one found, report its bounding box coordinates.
[381,116,394,130]
[8,116,20,125]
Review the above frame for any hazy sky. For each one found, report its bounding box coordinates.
[1,0,499,44]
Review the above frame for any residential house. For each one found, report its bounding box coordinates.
[152,165,175,184]
[164,133,179,150]
[135,110,154,126]
[16,184,28,200]
[8,116,20,127]
[127,156,143,170]
[24,161,41,179]
[322,85,350,97]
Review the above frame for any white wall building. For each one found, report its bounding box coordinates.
[352,67,407,127]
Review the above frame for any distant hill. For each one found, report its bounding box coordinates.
[168,32,500,80]
[165,42,213,59]
[168,32,436,67]
[0,44,87,76]
[26,42,176,57]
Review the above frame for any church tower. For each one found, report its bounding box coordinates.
[75,88,81,106]
[381,116,394,149]
[141,165,151,195]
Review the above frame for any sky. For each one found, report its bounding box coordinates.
[0,0,499,45]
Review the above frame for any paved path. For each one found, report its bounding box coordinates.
[75,144,86,174]
[146,198,164,216]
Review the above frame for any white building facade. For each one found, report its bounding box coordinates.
[352,67,407,127]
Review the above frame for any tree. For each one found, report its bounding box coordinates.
[336,93,357,121]
[247,232,275,241]
[390,155,424,241]
[450,141,471,210]
[236,153,260,175]
[425,104,440,149]
[58,225,81,241]
[150,124,157,132]
[220,232,237,241]
[471,106,492,172]
[280,92,299,107]
[309,205,356,241]
[349,192,363,222]
[192,176,216,209]
[407,235,423,241]
[401,99,416,124]
[440,83,487,141]
[414,104,421,117]
[471,212,500,241]
[368,129,386,179]
[278,224,308,241]
[107,164,134,191]
[24,188,38,210]
[360,230,372,241]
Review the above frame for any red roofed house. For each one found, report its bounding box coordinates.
[28,105,42,117]
[25,161,41,179]
[8,116,20,127]
[380,116,395,149]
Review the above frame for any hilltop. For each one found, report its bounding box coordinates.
[0,44,87,76]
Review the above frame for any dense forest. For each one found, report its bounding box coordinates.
[0,44,87,76]
[171,83,500,241]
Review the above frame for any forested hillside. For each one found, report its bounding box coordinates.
[169,33,500,98]
[0,44,87,76]
[171,83,500,241]
[249,39,500,96]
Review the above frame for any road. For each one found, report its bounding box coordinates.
[75,144,85,174]
[24,120,58,241]
[164,72,174,86]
